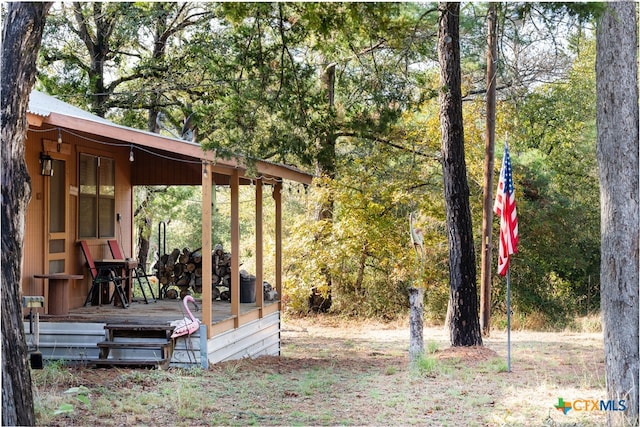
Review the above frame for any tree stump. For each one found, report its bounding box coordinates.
[408,287,424,363]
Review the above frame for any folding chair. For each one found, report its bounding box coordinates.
[107,240,156,304]
[80,241,128,308]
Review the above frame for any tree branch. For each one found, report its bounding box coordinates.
[335,131,435,159]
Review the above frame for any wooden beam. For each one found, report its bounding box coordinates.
[262,302,279,317]
[238,309,260,325]
[255,162,313,185]
[208,318,236,336]
[27,112,44,127]
[274,182,282,309]
[42,113,313,184]
[255,179,264,311]
[202,162,213,338]
[230,169,240,326]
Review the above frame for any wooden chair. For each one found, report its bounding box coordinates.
[80,241,128,308]
[107,240,156,304]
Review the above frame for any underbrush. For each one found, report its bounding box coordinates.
[286,310,602,334]
[491,311,602,332]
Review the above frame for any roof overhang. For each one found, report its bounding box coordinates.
[27,92,313,185]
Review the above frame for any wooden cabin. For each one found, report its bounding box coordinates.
[22,91,313,368]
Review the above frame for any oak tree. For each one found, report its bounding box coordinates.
[1,3,51,425]
[596,2,639,425]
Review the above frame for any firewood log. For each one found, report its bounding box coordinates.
[166,248,180,269]
[176,273,191,287]
[173,263,184,277]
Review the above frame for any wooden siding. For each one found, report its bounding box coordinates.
[23,138,46,311]
[131,149,203,186]
[207,312,280,364]
[24,127,134,313]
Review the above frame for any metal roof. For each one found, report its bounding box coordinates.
[28,91,112,124]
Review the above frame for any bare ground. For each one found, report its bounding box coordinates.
[32,316,607,426]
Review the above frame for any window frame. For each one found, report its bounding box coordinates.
[78,153,116,239]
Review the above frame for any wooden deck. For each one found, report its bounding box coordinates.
[26,297,282,368]
[37,297,276,326]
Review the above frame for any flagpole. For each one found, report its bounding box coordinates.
[495,138,517,374]
[506,267,511,373]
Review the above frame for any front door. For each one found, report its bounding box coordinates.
[46,158,68,274]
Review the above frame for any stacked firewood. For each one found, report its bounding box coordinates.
[154,244,232,300]
[154,243,277,302]
[212,244,232,289]
[154,247,203,299]
[210,244,231,301]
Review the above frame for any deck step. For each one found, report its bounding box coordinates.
[104,324,174,331]
[93,358,170,370]
[104,324,175,340]
[97,341,173,349]
[96,323,176,369]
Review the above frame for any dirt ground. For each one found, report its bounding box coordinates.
[33,315,607,426]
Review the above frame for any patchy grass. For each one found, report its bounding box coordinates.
[32,317,607,426]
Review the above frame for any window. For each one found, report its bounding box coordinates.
[79,153,115,238]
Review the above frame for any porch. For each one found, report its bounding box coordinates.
[25,294,282,369]
[23,91,312,370]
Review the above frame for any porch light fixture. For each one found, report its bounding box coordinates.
[202,161,208,179]
[57,128,62,145]
[129,146,134,162]
[40,153,54,176]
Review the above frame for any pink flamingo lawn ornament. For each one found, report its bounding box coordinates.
[170,295,201,338]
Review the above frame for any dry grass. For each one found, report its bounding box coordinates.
[32,316,607,426]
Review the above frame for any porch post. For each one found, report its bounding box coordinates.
[230,169,240,326]
[255,179,264,311]
[274,181,282,307]
[202,162,213,338]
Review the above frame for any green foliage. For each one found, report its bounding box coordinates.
[502,36,599,324]
[412,354,438,375]
[37,3,602,328]
[283,125,450,320]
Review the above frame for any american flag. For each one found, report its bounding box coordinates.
[494,142,518,276]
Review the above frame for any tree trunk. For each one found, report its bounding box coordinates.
[312,61,338,309]
[596,3,639,426]
[438,2,482,347]
[72,2,110,117]
[408,287,424,363]
[1,3,51,426]
[136,215,151,271]
[479,3,497,337]
[315,61,337,221]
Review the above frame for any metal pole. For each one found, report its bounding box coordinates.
[506,267,511,373]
